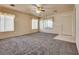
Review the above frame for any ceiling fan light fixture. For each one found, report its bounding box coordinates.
[35,7,41,13]
[36,10,41,13]
[34,4,45,13]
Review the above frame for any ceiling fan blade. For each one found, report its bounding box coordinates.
[32,4,38,7]
[41,9,45,12]
[32,4,45,13]
[32,4,44,8]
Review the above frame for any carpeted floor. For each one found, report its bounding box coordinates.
[0,32,78,55]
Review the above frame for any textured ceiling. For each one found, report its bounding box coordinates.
[0,4,74,17]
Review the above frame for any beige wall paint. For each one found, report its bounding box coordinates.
[0,7,38,39]
[75,5,79,52]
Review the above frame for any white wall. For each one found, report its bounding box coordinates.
[75,5,79,52]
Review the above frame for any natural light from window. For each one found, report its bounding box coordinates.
[0,13,15,32]
[32,18,38,29]
[40,18,54,30]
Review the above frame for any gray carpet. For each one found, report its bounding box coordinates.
[0,32,78,55]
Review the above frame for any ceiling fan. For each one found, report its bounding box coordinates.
[33,4,45,13]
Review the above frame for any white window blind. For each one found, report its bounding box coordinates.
[0,14,15,32]
[43,19,53,29]
[40,18,53,30]
[32,18,38,29]
[0,15,4,32]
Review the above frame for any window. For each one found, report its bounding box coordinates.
[43,18,53,29]
[0,14,15,32]
[32,18,38,29]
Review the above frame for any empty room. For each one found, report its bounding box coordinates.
[0,4,79,55]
